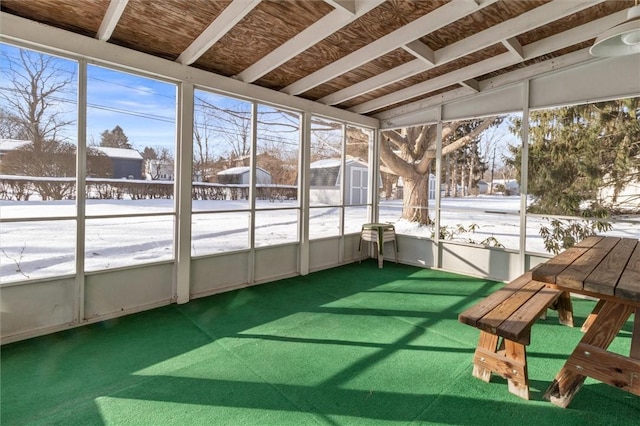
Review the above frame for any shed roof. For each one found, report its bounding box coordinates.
[94,146,143,160]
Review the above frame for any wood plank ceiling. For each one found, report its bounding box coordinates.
[0,0,634,120]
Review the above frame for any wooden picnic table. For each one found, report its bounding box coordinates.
[531,235,640,408]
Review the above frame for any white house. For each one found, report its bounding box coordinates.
[144,159,174,181]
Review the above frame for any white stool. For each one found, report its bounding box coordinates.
[359,223,398,268]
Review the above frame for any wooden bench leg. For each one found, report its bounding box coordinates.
[472,331,530,400]
[472,331,499,382]
[504,340,529,400]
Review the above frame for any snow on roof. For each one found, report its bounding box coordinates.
[310,157,368,169]
[310,159,340,169]
[218,166,250,175]
[94,146,143,160]
[218,166,270,175]
[0,139,31,151]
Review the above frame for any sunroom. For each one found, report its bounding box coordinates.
[0,1,639,424]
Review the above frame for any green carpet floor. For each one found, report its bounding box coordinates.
[1,262,638,425]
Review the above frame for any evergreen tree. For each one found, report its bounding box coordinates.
[510,98,639,215]
[99,125,132,149]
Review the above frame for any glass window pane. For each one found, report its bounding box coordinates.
[344,206,369,235]
[379,123,439,232]
[0,44,78,204]
[256,104,300,209]
[86,65,176,216]
[309,207,340,239]
[193,91,251,211]
[191,212,250,256]
[346,125,372,206]
[85,216,174,272]
[524,98,640,254]
[0,220,75,283]
[254,210,298,247]
[310,117,343,207]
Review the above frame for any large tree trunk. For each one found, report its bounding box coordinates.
[402,175,432,225]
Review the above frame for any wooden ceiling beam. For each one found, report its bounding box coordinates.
[236,0,384,83]
[320,0,604,106]
[96,0,129,41]
[460,79,480,92]
[402,40,435,66]
[323,0,356,15]
[177,0,261,66]
[350,12,617,114]
[502,37,524,60]
[282,0,495,96]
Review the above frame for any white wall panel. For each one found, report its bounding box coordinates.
[84,263,173,319]
[191,252,251,297]
[439,243,520,282]
[396,236,436,268]
[309,238,341,272]
[254,245,299,283]
[0,278,75,342]
[343,234,361,264]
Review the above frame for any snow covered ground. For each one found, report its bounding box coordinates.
[1,196,638,283]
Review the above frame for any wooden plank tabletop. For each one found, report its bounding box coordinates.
[532,236,640,304]
[617,242,640,303]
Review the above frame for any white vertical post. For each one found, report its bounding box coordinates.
[370,128,379,223]
[75,59,87,323]
[339,123,347,263]
[519,81,530,273]
[175,82,194,304]
[434,107,443,269]
[299,112,311,275]
[248,101,258,283]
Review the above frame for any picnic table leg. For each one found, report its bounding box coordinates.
[544,301,633,408]
[580,299,605,332]
[556,291,574,327]
[632,308,640,360]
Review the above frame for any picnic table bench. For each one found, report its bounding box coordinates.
[458,272,570,399]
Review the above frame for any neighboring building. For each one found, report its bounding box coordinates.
[94,146,143,179]
[477,180,489,195]
[217,166,271,185]
[144,159,174,181]
[492,179,520,195]
[309,158,375,205]
[0,139,30,165]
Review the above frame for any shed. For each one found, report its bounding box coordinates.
[217,166,271,185]
[95,147,143,179]
[309,158,374,205]
[397,174,437,200]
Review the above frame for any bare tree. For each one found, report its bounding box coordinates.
[0,49,77,199]
[0,49,75,150]
[381,118,498,225]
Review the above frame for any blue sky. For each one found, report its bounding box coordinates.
[87,65,177,153]
[1,43,177,154]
